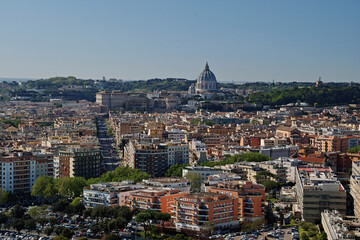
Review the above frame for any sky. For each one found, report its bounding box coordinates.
[0,0,359,82]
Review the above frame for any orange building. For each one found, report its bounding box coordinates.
[128,188,188,213]
[207,181,265,221]
[173,192,239,232]
[315,136,348,153]
[240,136,261,148]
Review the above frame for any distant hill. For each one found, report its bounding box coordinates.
[0,77,37,82]
[1,76,359,107]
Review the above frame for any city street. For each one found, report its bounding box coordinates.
[97,119,121,171]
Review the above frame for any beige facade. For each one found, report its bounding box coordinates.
[296,167,346,223]
[351,161,360,221]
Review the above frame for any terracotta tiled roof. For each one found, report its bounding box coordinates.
[298,156,324,163]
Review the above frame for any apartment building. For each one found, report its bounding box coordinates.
[205,173,244,186]
[173,192,239,232]
[271,158,303,183]
[124,142,168,177]
[129,188,188,213]
[96,91,150,111]
[259,162,287,183]
[295,167,346,223]
[207,125,235,135]
[165,142,189,167]
[229,162,263,183]
[315,136,349,153]
[348,136,359,149]
[116,122,144,136]
[182,166,222,180]
[207,181,266,221]
[260,145,299,160]
[321,210,360,240]
[83,181,144,208]
[189,139,206,152]
[240,136,261,148]
[142,177,190,192]
[58,147,101,179]
[167,129,186,142]
[0,151,53,193]
[83,183,119,207]
[350,161,360,220]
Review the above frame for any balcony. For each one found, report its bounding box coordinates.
[198,213,209,217]
[177,205,195,210]
[214,210,234,214]
[243,207,253,210]
[132,200,160,205]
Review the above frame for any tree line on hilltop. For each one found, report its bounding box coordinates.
[2,76,360,107]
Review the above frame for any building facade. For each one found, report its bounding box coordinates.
[166,142,189,167]
[124,142,168,177]
[173,192,239,233]
[350,161,360,221]
[207,181,266,221]
[58,147,101,179]
[129,188,188,213]
[295,167,346,223]
[0,152,53,193]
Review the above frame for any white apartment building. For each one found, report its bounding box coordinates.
[189,139,206,152]
[321,210,360,240]
[295,166,346,223]
[182,166,222,180]
[165,142,189,167]
[0,152,53,193]
[167,129,186,142]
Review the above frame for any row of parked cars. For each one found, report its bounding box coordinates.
[267,229,285,239]
[291,226,299,240]
[210,226,276,240]
[0,231,50,240]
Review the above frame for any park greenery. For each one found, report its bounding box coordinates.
[30,166,150,201]
[255,170,279,183]
[105,119,114,137]
[31,176,87,199]
[89,166,151,184]
[299,221,327,240]
[261,180,278,191]
[248,84,360,107]
[0,118,22,128]
[185,172,203,193]
[135,210,171,239]
[199,152,271,167]
[164,153,270,177]
[165,163,189,177]
[189,118,215,126]
[348,146,360,153]
[0,205,43,236]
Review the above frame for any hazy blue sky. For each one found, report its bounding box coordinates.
[0,0,359,82]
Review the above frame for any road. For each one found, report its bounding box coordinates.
[97,119,121,171]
